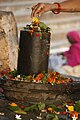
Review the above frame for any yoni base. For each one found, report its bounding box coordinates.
[1,78,80,103]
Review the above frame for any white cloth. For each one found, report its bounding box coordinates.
[48,54,67,73]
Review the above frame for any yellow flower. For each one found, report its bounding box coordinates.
[47,107,53,112]
[32,17,39,24]
[66,105,74,112]
[10,102,18,107]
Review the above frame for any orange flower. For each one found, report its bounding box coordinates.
[9,102,18,107]
[35,76,42,81]
[47,77,55,83]
[34,73,44,81]
[70,111,79,118]
[47,107,53,112]
[28,30,34,35]
[57,81,61,84]
[37,73,44,77]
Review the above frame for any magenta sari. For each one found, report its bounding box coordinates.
[64,31,80,67]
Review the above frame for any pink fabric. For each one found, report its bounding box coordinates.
[63,31,80,67]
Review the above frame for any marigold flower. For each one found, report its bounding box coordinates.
[34,73,44,81]
[47,107,53,112]
[32,17,39,24]
[66,105,74,112]
[10,102,18,107]
[70,111,78,118]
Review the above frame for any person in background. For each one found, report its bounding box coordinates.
[63,30,80,67]
[31,0,80,17]
[48,30,80,73]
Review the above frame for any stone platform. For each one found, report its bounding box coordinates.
[0,75,80,103]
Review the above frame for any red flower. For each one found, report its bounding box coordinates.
[60,111,67,115]
[36,33,40,37]
[20,106,25,109]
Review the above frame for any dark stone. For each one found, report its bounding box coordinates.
[17,30,50,75]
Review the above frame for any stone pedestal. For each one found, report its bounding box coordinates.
[1,77,80,103]
[0,11,18,71]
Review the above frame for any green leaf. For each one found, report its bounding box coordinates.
[8,106,27,114]
[24,104,37,111]
[14,109,27,114]
[46,113,55,120]
[38,102,45,111]
[52,115,59,120]
[8,106,20,111]
[39,22,47,30]
[42,76,47,84]
[74,100,80,112]
[8,69,17,77]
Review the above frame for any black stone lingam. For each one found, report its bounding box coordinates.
[17,30,50,75]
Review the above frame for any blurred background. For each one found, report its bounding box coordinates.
[0,0,80,54]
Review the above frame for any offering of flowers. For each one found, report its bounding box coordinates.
[8,100,80,120]
[24,17,50,33]
[0,69,73,85]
